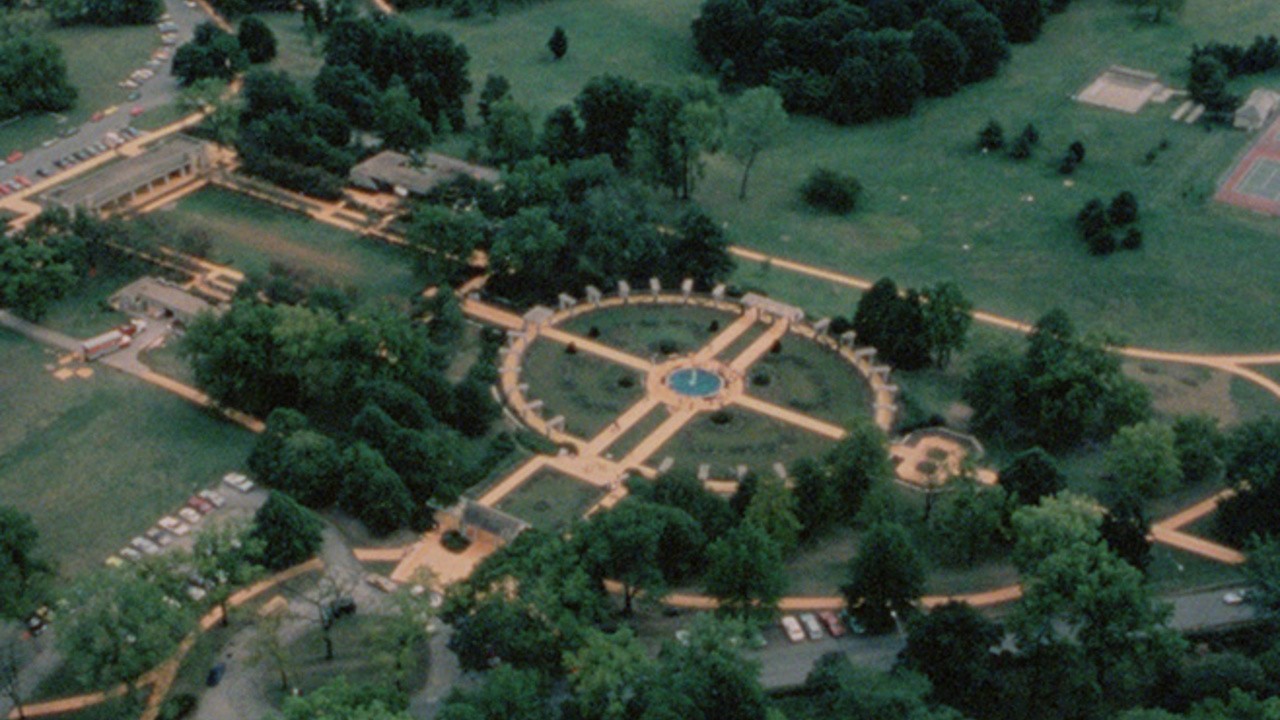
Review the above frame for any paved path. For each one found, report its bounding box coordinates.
[0,311,80,352]
[732,395,848,440]
[693,309,757,362]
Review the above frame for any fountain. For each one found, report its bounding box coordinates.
[667,367,724,398]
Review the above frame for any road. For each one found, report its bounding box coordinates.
[0,0,209,188]
[751,586,1258,690]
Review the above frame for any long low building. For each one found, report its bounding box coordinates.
[349,150,500,197]
[40,136,212,214]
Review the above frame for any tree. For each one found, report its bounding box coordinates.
[743,475,802,554]
[843,522,926,633]
[704,523,787,622]
[990,0,1046,43]
[58,569,193,696]
[791,457,841,542]
[1010,491,1104,571]
[563,629,654,720]
[313,64,379,129]
[852,277,931,369]
[945,7,1010,81]
[482,98,537,166]
[368,580,436,693]
[249,491,324,571]
[47,0,160,26]
[999,447,1064,506]
[1109,190,1139,226]
[1104,421,1183,499]
[270,429,344,508]
[1216,417,1280,544]
[576,74,650,169]
[802,651,952,720]
[247,608,293,692]
[800,167,863,214]
[899,602,1002,716]
[279,677,411,720]
[192,521,265,627]
[438,665,552,720]
[548,26,567,60]
[724,86,787,200]
[172,24,249,85]
[920,281,973,368]
[912,19,969,97]
[0,506,51,621]
[645,617,772,720]
[487,206,569,299]
[340,443,414,536]
[877,52,924,117]
[1243,536,1280,623]
[0,34,76,119]
[930,478,1008,567]
[1189,54,1232,111]
[282,569,358,662]
[978,119,1004,151]
[578,501,675,615]
[1100,494,1152,573]
[477,73,510,122]
[377,78,432,152]
[828,57,879,125]
[540,105,582,163]
[825,419,893,520]
[0,622,34,720]
[238,15,277,63]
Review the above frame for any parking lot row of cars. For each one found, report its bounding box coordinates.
[0,127,149,197]
[780,611,855,643]
[106,473,257,595]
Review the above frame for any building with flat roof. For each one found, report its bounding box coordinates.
[349,151,500,197]
[109,276,214,326]
[1235,89,1280,131]
[40,136,211,213]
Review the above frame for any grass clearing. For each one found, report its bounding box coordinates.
[435,0,1280,352]
[495,469,604,531]
[162,187,420,309]
[521,337,645,438]
[261,11,326,85]
[660,406,835,479]
[746,337,874,429]
[0,333,255,577]
[283,615,429,701]
[0,14,160,152]
[559,303,735,359]
[39,265,135,339]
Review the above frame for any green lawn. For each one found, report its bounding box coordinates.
[39,265,135,340]
[425,0,1280,353]
[495,469,604,531]
[261,11,327,85]
[400,0,705,121]
[659,406,836,479]
[558,303,735,359]
[0,333,255,577]
[0,14,160,153]
[520,337,645,438]
[162,187,421,308]
[600,403,671,460]
[745,337,874,429]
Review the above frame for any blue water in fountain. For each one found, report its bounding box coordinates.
[667,368,724,397]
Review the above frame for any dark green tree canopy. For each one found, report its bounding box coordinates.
[249,490,324,570]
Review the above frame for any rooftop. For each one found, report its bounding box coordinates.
[349,151,500,195]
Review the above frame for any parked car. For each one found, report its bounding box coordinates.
[158,516,189,535]
[780,615,805,643]
[145,527,173,547]
[178,507,202,524]
[222,472,255,493]
[817,610,847,638]
[90,111,104,122]
[187,495,215,514]
[1223,590,1247,605]
[14,175,31,187]
[6,150,22,163]
[799,613,825,640]
[120,547,143,562]
[198,489,227,508]
[60,126,80,137]
[127,91,142,101]
[130,536,161,555]
[0,186,10,197]
[206,662,225,687]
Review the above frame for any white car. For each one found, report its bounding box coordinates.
[799,613,825,640]
[186,585,207,602]
[119,547,143,562]
[178,507,202,525]
[1223,590,1247,605]
[780,615,806,643]
[158,516,190,535]
[130,536,161,555]
[199,489,227,508]
[222,472,255,493]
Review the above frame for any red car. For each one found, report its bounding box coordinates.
[90,111,104,122]
[0,185,10,196]
[187,496,215,514]
[13,175,31,188]
[818,611,847,638]
[6,150,22,163]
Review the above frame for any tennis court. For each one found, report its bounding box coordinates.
[1236,157,1280,202]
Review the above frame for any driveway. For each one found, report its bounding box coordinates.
[0,0,209,188]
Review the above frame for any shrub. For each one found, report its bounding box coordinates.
[708,320,720,332]
[977,120,1004,151]
[587,326,601,338]
[442,529,471,552]
[710,410,733,425]
[565,342,577,355]
[751,372,771,387]
[800,168,862,214]
[657,339,680,355]
[770,339,782,354]
[1122,226,1143,250]
[617,375,636,388]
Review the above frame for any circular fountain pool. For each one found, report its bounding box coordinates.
[666,367,725,398]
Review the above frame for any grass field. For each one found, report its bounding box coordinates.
[495,469,604,531]
[660,406,836,479]
[746,338,874,429]
[39,265,134,339]
[521,338,645,438]
[418,0,1280,353]
[0,14,159,152]
[162,188,420,308]
[559,303,736,359]
[261,11,327,85]
[0,333,255,577]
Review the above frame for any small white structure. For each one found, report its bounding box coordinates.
[741,293,804,324]
[711,284,726,302]
[813,318,832,336]
[586,285,603,306]
[840,330,857,347]
[618,280,631,303]
[1235,89,1280,131]
[650,277,662,298]
[557,293,578,310]
[680,278,694,302]
[522,306,554,331]
[547,415,566,432]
